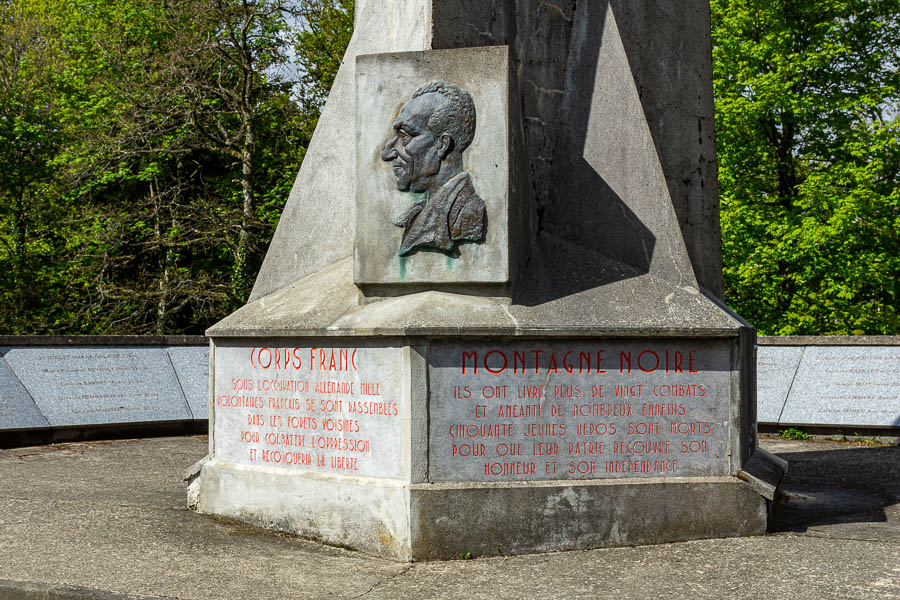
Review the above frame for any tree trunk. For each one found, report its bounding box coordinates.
[232,13,255,301]
[11,185,27,315]
[233,124,254,299]
[152,177,169,334]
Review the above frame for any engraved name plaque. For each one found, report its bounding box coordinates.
[2,346,192,426]
[428,340,735,482]
[781,346,900,427]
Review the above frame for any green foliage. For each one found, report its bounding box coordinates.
[779,427,811,440]
[712,0,900,335]
[0,1,63,315]
[0,0,354,334]
[294,0,355,111]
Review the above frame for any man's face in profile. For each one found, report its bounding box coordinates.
[381,93,447,193]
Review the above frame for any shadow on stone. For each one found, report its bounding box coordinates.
[521,0,657,305]
[771,446,900,533]
[514,230,645,306]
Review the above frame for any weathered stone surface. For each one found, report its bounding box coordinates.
[738,448,788,502]
[543,0,697,290]
[209,258,743,338]
[198,442,769,563]
[199,0,763,561]
[432,0,723,296]
[780,346,900,428]
[212,340,409,479]
[251,0,723,304]
[355,47,514,286]
[408,477,766,560]
[167,345,210,420]
[0,354,48,430]
[428,340,735,482]
[197,459,414,560]
[756,346,803,423]
[604,0,722,295]
[1,346,192,427]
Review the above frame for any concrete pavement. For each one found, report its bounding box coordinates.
[0,435,897,599]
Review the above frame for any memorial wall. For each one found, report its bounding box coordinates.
[192,0,785,559]
[756,338,900,429]
[0,338,208,433]
[3,337,894,435]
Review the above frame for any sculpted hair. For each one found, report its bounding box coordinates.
[412,80,476,153]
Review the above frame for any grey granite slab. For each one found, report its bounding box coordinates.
[1,346,193,427]
[756,346,803,423]
[167,346,209,420]
[212,340,408,478]
[0,353,49,430]
[758,335,900,346]
[428,339,735,482]
[780,346,900,427]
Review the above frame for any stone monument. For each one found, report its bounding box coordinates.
[190,0,786,560]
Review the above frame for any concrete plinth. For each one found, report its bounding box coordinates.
[194,326,775,560]
[197,457,767,561]
[197,461,413,558]
[409,478,767,560]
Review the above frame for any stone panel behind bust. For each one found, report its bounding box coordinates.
[355,46,518,287]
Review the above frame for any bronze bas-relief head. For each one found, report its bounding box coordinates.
[381,81,476,195]
[381,81,486,257]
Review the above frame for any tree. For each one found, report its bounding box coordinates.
[36,0,237,333]
[171,0,298,298]
[712,0,900,335]
[0,1,61,317]
[0,0,355,334]
[293,0,354,113]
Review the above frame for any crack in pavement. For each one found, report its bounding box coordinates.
[348,564,414,599]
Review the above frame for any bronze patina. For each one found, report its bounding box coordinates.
[381,81,486,256]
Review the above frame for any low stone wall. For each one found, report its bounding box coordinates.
[0,336,208,442]
[757,336,900,429]
[2,336,897,438]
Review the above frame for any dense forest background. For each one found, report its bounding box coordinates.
[0,0,897,336]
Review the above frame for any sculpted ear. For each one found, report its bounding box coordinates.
[437,133,454,159]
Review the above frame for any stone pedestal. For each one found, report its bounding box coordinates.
[195,269,776,560]
[197,328,767,560]
[191,0,784,560]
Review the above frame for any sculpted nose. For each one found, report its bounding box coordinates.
[381,137,398,161]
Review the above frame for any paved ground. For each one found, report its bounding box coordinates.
[0,435,897,599]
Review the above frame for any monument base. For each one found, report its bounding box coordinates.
[195,459,767,560]
[194,280,782,560]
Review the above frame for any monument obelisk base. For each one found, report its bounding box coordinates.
[192,259,782,560]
